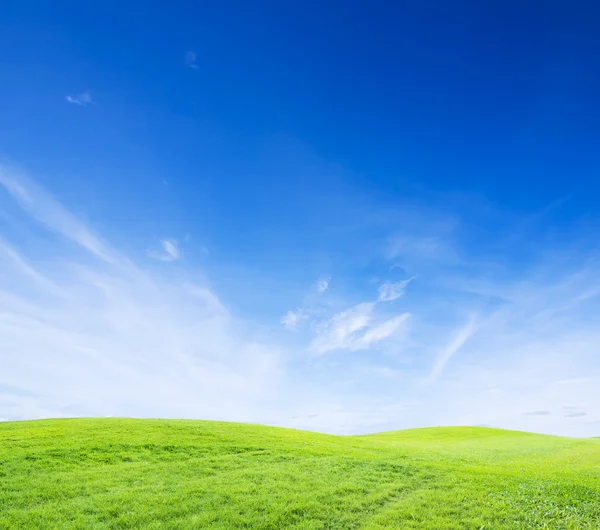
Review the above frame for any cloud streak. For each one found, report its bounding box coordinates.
[0,165,120,265]
[378,277,413,302]
[0,167,284,424]
[281,309,307,331]
[65,91,94,106]
[283,276,414,355]
[148,239,181,262]
[310,301,410,354]
[1,164,600,437]
[429,315,479,380]
[315,277,330,294]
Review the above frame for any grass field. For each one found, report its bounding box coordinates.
[1,419,599,529]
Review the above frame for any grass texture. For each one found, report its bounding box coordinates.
[1,418,599,529]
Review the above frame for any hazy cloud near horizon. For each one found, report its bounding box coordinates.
[1,164,600,437]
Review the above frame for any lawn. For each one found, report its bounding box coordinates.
[1,419,598,529]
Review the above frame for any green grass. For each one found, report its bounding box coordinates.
[1,419,599,529]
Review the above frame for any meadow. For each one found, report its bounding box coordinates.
[1,418,598,529]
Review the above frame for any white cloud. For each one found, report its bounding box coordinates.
[0,167,283,424]
[281,277,329,330]
[148,239,181,262]
[65,91,94,106]
[310,302,409,354]
[290,277,412,354]
[163,240,180,260]
[281,309,307,331]
[378,277,413,302]
[355,313,410,349]
[185,51,198,69]
[2,164,600,437]
[0,165,120,265]
[0,236,61,294]
[429,315,479,380]
[315,277,330,293]
[311,302,374,353]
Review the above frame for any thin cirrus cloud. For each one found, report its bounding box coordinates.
[65,91,94,106]
[0,166,119,265]
[280,276,329,330]
[310,302,376,353]
[428,315,479,380]
[0,165,283,424]
[1,163,600,436]
[282,274,413,355]
[277,193,600,435]
[309,304,410,354]
[378,277,414,302]
[148,239,181,262]
[315,277,330,294]
[281,309,307,331]
[352,313,411,350]
[307,293,411,355]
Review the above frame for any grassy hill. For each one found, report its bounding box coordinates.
[1,419,598,529]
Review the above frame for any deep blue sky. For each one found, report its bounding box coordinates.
[1,1,599,435]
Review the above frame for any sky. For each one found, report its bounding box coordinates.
[1,1,599,436]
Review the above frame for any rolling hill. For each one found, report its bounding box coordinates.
[1,419,598,529]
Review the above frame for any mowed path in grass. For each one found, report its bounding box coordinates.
[0,419,599,529]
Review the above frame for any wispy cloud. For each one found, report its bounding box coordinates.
[185,51,198,69]
[315,277,330,294]
[310,302,410,354]
[281,309,307,331]
[0,165,120,265]
[280,277,330,331]
[311,302,374,353]
[0,167,283,424]
[429,315,478,380]
[148,239,181,262]
[563,407,588,418]
[2,163,600,437]
[65,91,94,106]
[353,313,410,350]
[283,276,413,354]
[378,277,413,302]
[0,236,61,294]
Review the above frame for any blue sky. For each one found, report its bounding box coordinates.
[1,1,599,436]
